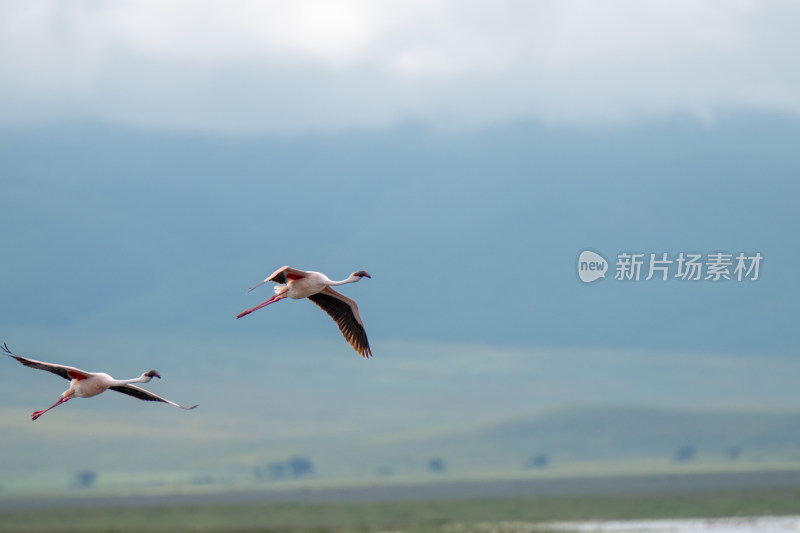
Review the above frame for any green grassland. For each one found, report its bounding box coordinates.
[2,482,800,533]
[4,340,800,532]
[4,402,800,495]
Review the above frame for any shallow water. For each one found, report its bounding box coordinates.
[551,516,800,533]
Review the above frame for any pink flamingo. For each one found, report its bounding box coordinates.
[3,343,198,420]
[237,266,372,358]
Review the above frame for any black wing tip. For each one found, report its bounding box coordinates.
[2,342,25,363]
[307,293,373,358]
[358,342,373,358]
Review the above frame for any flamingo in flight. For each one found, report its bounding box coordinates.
[237,266,373,358]
[2,343,198,421]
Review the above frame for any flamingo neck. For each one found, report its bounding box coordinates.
[329,275,360,287]
[112,374,152,386]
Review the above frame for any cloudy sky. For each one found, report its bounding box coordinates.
[2,1,800,133]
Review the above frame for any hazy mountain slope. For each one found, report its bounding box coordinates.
[1,116,798,355]
[3,402,799,492]
[369,406,800,472]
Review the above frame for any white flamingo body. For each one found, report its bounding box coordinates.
[67,373,118,399]
[237,266,373,358]
[2,343,198,421]
[58,372,156,399]
[277,271,331,300]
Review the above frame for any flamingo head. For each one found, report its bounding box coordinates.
[352,270,371,279]
[144,370,161,380]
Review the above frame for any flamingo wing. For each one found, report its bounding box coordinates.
[267,266,308,285]
[2,343,91,381]
[247,266,309,294]
[307,287,372,358]
[109,384,198,410]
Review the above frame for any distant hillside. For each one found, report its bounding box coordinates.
[3,402,800,494]
[362,406,800,474]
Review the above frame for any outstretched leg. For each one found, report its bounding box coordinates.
[236,294,287,319]
[32,396,69,421]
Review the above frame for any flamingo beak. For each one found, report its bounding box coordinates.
[146,370,161,379]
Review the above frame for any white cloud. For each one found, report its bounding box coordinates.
[0,0,798,133]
